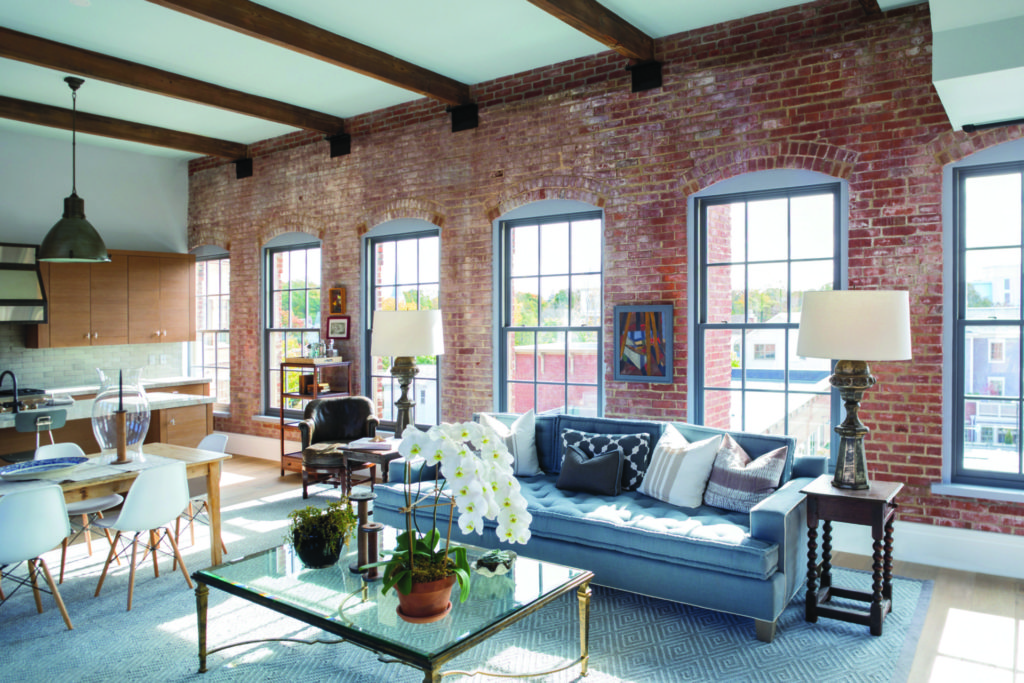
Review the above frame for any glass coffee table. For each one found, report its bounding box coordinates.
[192,528,594,682]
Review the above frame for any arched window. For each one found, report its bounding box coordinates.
[191,245,230,410]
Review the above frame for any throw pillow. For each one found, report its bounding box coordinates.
[556,444,624,496]
[479,410,541,476]
[638,425,722,508]
[561,429,652,491]
[703,434,788,513]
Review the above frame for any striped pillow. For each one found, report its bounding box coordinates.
[637,425,721,508]
[703,434,788,513]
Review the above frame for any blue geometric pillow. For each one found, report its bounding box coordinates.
[560,429,652,491]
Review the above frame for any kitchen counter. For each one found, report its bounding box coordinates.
[47,375,212,398]
[0,391,214,430]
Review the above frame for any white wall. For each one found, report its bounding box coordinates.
[0,127,189,251]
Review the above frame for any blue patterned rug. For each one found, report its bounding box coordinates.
[0,486,931,682]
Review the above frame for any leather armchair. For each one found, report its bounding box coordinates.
[298,396,379,499]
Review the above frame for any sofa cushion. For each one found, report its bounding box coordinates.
[546,416,663,475]
[556,444,623,496]
[560,429,652,491]
[479,410,541,476]
[704,434,788,513]
[638,426,721,508]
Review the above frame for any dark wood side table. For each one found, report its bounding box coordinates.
[801,474,903,636]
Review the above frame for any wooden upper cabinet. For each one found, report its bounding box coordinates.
[128,253,195,344]
[27,250,193,349]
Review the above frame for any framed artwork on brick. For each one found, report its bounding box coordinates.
[328,287,346,315]
[613,304,672,383]
[327,316,350,340]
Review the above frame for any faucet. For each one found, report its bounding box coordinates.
[0,370,18,414]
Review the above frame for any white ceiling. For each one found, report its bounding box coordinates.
[0,0,1014,161]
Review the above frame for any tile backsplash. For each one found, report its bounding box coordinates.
[0,324,187,390]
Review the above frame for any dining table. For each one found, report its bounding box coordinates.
[0,442,231,566]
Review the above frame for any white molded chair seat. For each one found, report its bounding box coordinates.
[93,461,193,611]
[176,434,229,556]
[0,485,74,630]
[35,442,123,582]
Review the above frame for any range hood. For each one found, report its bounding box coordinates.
[0,243,47,323]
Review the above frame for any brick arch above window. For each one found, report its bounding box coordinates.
[681,142,859,196]
[188,222,230,252]
[929,126,1024,167]
[259,219,321,246]
[356,198,445,236]
[490,175,609,221]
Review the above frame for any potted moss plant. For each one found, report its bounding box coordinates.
[287,498,358,569]
[361,421,532,621]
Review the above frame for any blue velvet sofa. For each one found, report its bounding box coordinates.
[371,413,826,642]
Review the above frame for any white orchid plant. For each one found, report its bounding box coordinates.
[362,420,532,601]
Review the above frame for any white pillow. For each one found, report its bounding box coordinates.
[638,425,722,508]
[479,410,541,477]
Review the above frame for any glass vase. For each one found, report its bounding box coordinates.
[91,368,151,463]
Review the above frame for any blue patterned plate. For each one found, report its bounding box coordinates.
[0,456,88,481]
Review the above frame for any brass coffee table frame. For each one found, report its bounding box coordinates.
[193,546,593,682]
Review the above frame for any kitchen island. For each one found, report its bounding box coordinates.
[0,380,214,462]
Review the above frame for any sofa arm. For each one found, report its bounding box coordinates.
[792,455,827,479]
[749,477,811,582]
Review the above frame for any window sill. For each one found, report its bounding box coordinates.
[931,482,1024,505]
[252,414,281,426]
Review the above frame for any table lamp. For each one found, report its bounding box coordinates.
[796,290,912,489]
[370,310,445,438]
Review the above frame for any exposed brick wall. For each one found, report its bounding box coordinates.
[188,0,1024,533]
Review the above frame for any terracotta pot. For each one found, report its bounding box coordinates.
[396,574,456,623]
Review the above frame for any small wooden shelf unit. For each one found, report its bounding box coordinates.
[278,359,352,475]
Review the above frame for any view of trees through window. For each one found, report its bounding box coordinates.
[697,185,840,460]
[501,212,603,416]
[955,168,1024,485]
[265,244,321,416]
[367,232,440,426]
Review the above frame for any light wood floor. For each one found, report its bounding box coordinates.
[221,455,1023,682]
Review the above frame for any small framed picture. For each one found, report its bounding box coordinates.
[613,304,673,383]
[327,316,350,340]
[328,287,346,315]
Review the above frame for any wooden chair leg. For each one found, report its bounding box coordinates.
[165,527,194,589]
[95,531,122,597]
[302,466,310,499]
[27,559,43,614]
[82,514,93,556]
[150,529,160,578]
[59,538,69,584]
[127,535,139,611]
[188,502,196,545]
[37,558,73,630]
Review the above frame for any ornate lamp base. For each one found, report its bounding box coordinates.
[830,360,875,490]
[391,356,418,438]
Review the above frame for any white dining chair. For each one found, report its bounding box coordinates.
[0,485,74,630]
[93,461,193,611]
[35,442,123,583]
[175,433,229,557]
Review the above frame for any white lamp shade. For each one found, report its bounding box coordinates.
[371,309,445,357]
[797,290,912,361]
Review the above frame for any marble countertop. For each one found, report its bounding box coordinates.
[0,391,214,430]
[48,376,212,398]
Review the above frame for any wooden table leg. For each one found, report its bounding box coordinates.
[206,462,223,566]
[883,510,896,604]
[196,583,209,673]
[806,522,818,623]
[870,529,884,636]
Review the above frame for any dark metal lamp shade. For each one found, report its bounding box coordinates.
[38,192,110,263]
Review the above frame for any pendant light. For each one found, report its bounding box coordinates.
[38,76,110,263]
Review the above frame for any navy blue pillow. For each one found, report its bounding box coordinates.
[560,429,652,491]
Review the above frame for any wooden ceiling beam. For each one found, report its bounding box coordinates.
[524,0,654,62]
[145,0,472,106]
[0,26,346,135]
[0,95,249,159]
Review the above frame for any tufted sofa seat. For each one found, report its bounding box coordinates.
[371,413,826,642]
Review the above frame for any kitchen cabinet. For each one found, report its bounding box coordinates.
[128,254,195,344]
[26,250,193,348]
[149,403,213,447]
[27,254,129,348]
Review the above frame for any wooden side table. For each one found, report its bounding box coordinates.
[801,474,903,636]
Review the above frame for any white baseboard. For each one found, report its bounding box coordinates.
[830,520,1024,580]
[219,431,298,463]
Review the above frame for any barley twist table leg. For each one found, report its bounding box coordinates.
[806,524,818,622]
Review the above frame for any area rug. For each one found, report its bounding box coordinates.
[0,485,932,682]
